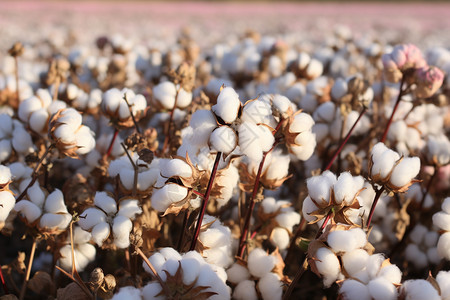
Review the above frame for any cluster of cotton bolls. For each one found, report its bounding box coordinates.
[1,16,450,300]
[227,248,284,300]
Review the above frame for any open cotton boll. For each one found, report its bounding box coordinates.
[226,262,251,284]
[405,244,428,269]
[390,157,420,187]
[315,247,341,287]
[212,86,240,124]
[91,222,110,246]
[442,197,450,214]
[78,207,106,230]
[94,192,117,215]
[150,183,188,212]
[378,264,402,284]
[270,227,290,250]
[331,78,348,100]
[367,277,397,300]
[176,88,193,109]
[0,191,15,222]
[291,131,316,160]
[366,254,385,279]
[238,122,266,162]
[153,81,177,109]
[142,282,164,300]
[272,94,293,116]
[18,97,43,122]
[348,228,368,249]
[401,279,441,300]
[306,171,336,204]
[0,165,11,184]
[74,126,96,155]
[179,257,201,285]
[161,158,192,179]
[437,232,450,260]
[340,279,370,300]
[233,280,258,300]
[436,271,450,300]
[409,224,428,244]
[261,197,278,214]
[342,249,370,276]
[306,59,323,79]
[258,272,283,300]
[290,112,315,133]
[209,126,237,154]
[247,248,276,278]
[117,199,142,219]
[275,211,300,230]
[433,212,450,231]
[29,108,48,133]
[199,226,231,248]
[371,148,400,180]
[112,286,142,300]
[44,189,68,213]
[12,126,34,154]
[328,229,361,253]
[241,99,275,126]
[40,213,71,230]
[0,141,11,162]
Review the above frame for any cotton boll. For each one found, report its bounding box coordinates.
[179,257,201,285]
[331,78,348,100]
[366,254,385,279]
[247,248,276,278]
[111,286,142,300]
[371,148,400,179]
[433,212,450,231]
[78,207,106,230]
[290,112,315,133]
[401,279,441,300]
[241,98,275,126]
[159,247,183,262]
[91,222,110,246]
[270,227,290,250]
[348,228,368,248]
[14,200,41,223]
[40,213,71,230]
[378,264,402,284]
[161,158,192,179]
[151,183,188,212]
[342,249,370,276]
[212,86,240,124]
[0,165,11,185]
[409,224,427,244]
[328,229,359,253]
[44,189,67,213]
[275,211,300,230]
[334,173,364,205]
[142,282,164,300]
[233,280,258,300]
[153,81,177,109]
[176,88,193,109]
[0,140,12,162]
[306,59,323,79]
[29,108,49,133]
[74,126,96,155]
[258,273,282,300]
[442,197,450,214]
[0,191,15,222]
[209,126,237,154]
[314,247,341,287]
[306,171,336,204]
[436,271,450,300]
[437,232,450,260]
[117,199,142,219]
[200,226,230,248]
[12,127,34,154]
[405,244,428,269]
[390,157,420,187]
[367,277,397,300]
[226,262,250,284]
[340,279,371,300]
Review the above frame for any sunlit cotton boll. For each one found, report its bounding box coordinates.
[340,279,371,300]
[400,279,441,300]
[314,247,341,287]
[247,248,277,278]
[258,272,283,300]
[233,280,258,300]
[209,126,237,155]
[212,86,241,124]
[58,226,96,271]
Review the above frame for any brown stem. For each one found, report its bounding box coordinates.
[0,264,9,294]
[324,107,367,171]
[135,247,171,297]
[123,94,141,134]
[380,77,405,143]
[55,266,94,299]
[190,152,222,251]
[19,238,37,300]
[366,186,386,228]
[162,87,180,155]
[16,144,55,202]
[177,209,191,251]
[106,128,119,157]
[14,57,20,103]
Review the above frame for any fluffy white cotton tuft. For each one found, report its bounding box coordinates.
[314,247,341,287]
[367,277,397,300]
[401,279,441,300]
[212,86,240,124]
[233,280,258,300]
[258,273,283,300]
[390,157,420,187]
[209,126,237,154]
[226,263,251,284]
[340,279,370,300]
[247,248,276,278]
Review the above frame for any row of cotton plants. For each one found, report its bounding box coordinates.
[0,25,449,300]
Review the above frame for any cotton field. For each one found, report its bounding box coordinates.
[0,2,449,300]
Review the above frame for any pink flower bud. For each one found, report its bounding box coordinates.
[414,66,445,98]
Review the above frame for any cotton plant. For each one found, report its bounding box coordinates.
[141,248,230,300]
[14,184,72,233]
[257,197,300,250]
[404,223,440,269]
[78,192,142,248]
[0,113,35,162]
[432,197,450,261]
[101,88,147,127]
[226,248,285,300]
[18,88,67,135]
[58,226,96,271]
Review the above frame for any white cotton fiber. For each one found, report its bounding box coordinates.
[328,229,359,253]
[12,126,34,153]
[378,264,402,284]
[200,227,230,248]
[44,189,67,213]
[111,286,142,300]
[226,263,250,284]
[39,213,71,230]
[339,279,370,300]
[302,196,319,223]
[315,247,340,287]
[342,249,370,276]
[433,212,450,231]
[14,200,41,223]
[401,279,441,300]
[261,197,278,214]
[334,173,364,205]
[29,108,48,133]
[367,277,397,300]
[275,211,300,230]
[94,192,117,215]
[159,247,182,262]
[209,126,237,154]
[307,171,336,204]
[161,158,192,179]
[91,222,110,246]
[258,272,283,300]
[409,224,427,244]
[212,86,240,124]
[78,207,106,230]
[390,157,420,187]
[233,280,258,300]
[180,257,200,285]
[151,183,188,212]
[366,254,385,279]
[436,270,450,300]
[153,81,176,109]
[442,197,450,215]
[0,165,11,185]
[241,99,274,126]
[0,191,15,221]
[142,282,164,300]
[112,215,132,248]
[405,244,427,269]
[117,199,142,219]
[247,248,276,278]
[437,232,450,260]
[270,227,290,250]
[27,182,45,208]
[348,228,368,248]
[371,147,399,179]
[290,113,315,134]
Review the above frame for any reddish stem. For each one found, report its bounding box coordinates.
[324,107,367,171]
[190,152,222,251]
[0,266,9,294]
[380,77,405,143]
[366,186,386,228]
[106,128,119,157]
[192,190,205,198]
